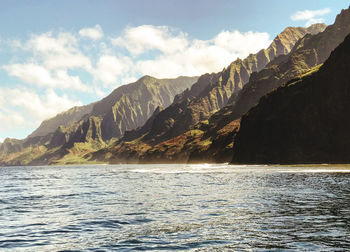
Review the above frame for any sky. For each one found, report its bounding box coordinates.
[0,0,349,142]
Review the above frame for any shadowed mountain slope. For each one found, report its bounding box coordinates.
[0,76,197,166]
[119,24,324,146]
[232,32,350,164]
[213,8,350,129]
[88,24,326,164]
[72,75,198,143]
[29,103,95,138]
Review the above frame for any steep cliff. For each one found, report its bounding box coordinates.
[93,76,197,141]
[120,24,324,147]
[232,33,350,164]
[29,103,95,138]
[216,8,350,128]
[0,75,197,166]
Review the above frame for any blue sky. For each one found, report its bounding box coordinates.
[0,0,349,141]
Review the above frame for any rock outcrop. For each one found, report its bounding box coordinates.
[216,8,350,129]
[0,76,197,165]
[232,32,350,164]
[29,103,95,138]
[120,24,324,147]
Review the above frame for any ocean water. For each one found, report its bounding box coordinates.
[0,164,350,251]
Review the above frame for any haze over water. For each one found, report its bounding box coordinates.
[1,164,350,251]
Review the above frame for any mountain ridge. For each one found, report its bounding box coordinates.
[232,32,350,164]
[117,24,324,147]
[210,7,350,132]
[88,24,326,164]
[0,75,198,165]
[29,103,95,138]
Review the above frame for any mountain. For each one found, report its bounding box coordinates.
[88,24,326,164]
[0,14,340,166]
[90,76,198,141]
[214,8,350,129]
[29,103,95,138]
[118,24,324,147]
[0,75,197,166]
[232,32,350,164]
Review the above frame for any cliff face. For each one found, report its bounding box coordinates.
[50,75,198,147]
[89,118,241,164]
[95,76,198,141]
[120,25,322,147]
[216,9,350,128]
[0,75,197,166]
[29,103,95,138]
[232,33,350,164]
[139,119,241,164]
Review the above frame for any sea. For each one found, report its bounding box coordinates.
[0,164,349,251]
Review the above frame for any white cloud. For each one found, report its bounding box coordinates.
[94,87,107,98]
[7,39,22,49]
[1,24,275,139]
[213,30,270,58]
[92,55,133,86]
[113,25,272,78]
[79,25,104,40]
[27,32,92,70]
[0,111,28,132]
[112,25,189,56]
[4,25,272,92]
[291,8,331,26]
[120,76,138,85]
[3,32,94,96]
[3,63,92,92]
[0,87,83,130]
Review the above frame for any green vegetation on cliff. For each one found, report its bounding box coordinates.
[213,9,350,130]
[0,76,197,166]
[232,32,350,164]
[115,24,322,149]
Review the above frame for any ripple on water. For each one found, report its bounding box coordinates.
[0,164,350,251]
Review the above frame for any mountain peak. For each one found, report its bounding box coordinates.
[139,75,156,81]
[266,25,325,60]
[232,33,350,164]
[333,6,350,28]
[306,23,327,34]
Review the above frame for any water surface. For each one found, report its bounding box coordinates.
[0,164,350,251]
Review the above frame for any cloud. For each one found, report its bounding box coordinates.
[112,25,188,56]
[291,8,331,26]
[3,32,93,93]
[27,32,92,70]
[92,55,133,86]
[113,25,272,78]
[7,39,22,49]
[79,25,104,40]
[0,111,28,132]
[0,87,83,131]
[94,87,107,98]
[5,25,272,91]
[1,24,274,139]
[3,63,92,92]
[213,30,271,58]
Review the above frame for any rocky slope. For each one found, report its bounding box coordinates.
[232,32,350,164]
[214,8,350,129]
[0,76,197,165]
[0,15,341,166]
[118,24,323,147]
[89,24,327,164]
[28,75,197,141]
[93,76,198,140]
[90,118,241,164]
[29,103,95,138]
